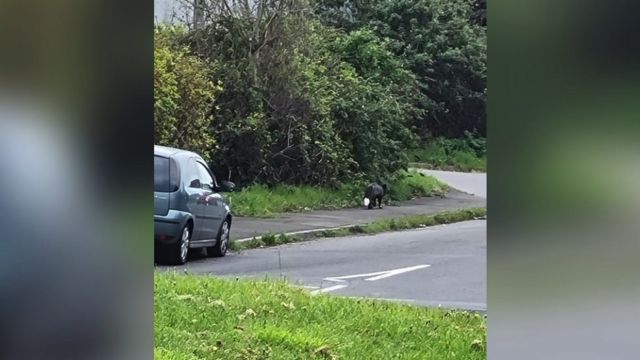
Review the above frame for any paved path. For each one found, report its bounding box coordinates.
[416,169,486,198]
[230,190,485,240]
[163,220,487,311]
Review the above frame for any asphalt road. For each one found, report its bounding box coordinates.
[417,169,487,198]
[162,220,486,311]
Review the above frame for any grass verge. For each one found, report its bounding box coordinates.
[408,136,486,172]
[230,208,486,251]
[155,274,486,360]
[227,170,447,217]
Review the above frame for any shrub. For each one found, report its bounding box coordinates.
[154,26,222,161]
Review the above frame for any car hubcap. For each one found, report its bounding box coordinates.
[180,227,190,261]
[220,222,229,253]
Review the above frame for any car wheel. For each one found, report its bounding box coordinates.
[163,225,190,265]
[208,219,230,258]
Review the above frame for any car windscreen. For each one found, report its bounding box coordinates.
[154,155,172,192]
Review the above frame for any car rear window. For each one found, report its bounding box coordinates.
[154,155,174,192]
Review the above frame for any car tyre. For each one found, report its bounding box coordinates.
[160,224,191,265]
[208,219,230,257]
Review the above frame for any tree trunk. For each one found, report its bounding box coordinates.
[193,0,204,29]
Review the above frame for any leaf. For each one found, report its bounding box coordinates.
[314,345,332,358]
[207,299,226,307]
[281,301,296,310]
[470,339,484,351]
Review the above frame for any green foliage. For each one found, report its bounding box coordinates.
[409,133,486,172]
[316,0,487,138]
[387,169,448,200]
[155,2,426,186]
[463,129,487,157]
[154,26,222,161]
[153,0,486,186]
[182,12,355,185]
[155,274,486,359]
[377,0,487,138]
[328,28,421,176]
[227,183,363,217]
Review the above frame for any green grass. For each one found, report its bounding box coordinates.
[227,170,447,217]
[408,136,486,172]
[386,170,448,202]
[155,274,486,360]
[230,208,486,251]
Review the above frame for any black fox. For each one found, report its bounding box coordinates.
[363,183,387,209]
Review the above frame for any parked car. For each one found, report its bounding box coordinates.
[154,145,235,265]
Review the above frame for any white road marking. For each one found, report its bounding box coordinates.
[326,264,431,282]
[309,264,431,295]
[364,265,431,281]
[324,271,388,282]
[310,284,348,295]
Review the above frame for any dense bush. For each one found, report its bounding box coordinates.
[181,1,420,186]
[409,131,486,172]
[154,0,486,186]
[316,0,487,138]
[154,26,222,161]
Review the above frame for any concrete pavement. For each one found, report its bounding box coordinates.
[230,189,485,240]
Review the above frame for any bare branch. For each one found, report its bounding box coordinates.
[270,144,298,159]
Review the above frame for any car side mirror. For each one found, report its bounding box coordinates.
[189,179,201,188]
[217,181,235,192]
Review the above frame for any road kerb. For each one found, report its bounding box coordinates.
[233,207,486,245]
[234,224,358,243]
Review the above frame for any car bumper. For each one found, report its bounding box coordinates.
[154,210,191,244]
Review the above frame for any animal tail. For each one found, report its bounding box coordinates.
[363,198,370,207]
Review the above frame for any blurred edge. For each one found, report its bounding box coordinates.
[0,1,153,359]
[2,0,640,359]
[490,0,640,359]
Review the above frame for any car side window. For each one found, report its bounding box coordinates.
[195,161,215,190]
[185,158,202,189]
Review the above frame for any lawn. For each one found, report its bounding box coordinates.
[155,274,486,360]
[226,170,447,217]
